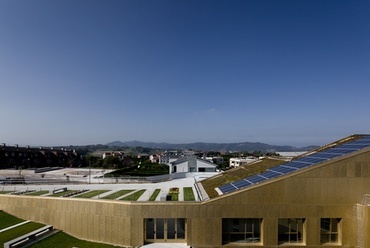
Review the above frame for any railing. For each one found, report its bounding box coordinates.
[3,225,54,248]
[1,176,151,185]
[52,187,67,194]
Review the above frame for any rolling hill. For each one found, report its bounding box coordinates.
[106,140,318,152]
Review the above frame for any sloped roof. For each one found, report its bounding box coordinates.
[172,157,216,167]
[201,134,370,199]
[217,134,370,195]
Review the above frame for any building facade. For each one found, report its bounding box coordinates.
[0,144,79,169]
[170,156,217,173]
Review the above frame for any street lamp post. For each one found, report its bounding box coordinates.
[88,156,92,184]
[102,170,105,184]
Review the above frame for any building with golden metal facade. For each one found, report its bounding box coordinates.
[1,134,370,247]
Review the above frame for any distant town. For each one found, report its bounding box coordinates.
[0,140,312,178]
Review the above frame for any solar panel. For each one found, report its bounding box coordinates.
[347,139,370,145]
[233,179,253,188]
[217,135,370,195]
[218,184,237,194]
[284,161,311,169]
[323,147,344,154]
[260,170,282,179]
[293,159,313,165]
[330,147,358,153]
[310,152,339,159]
[245,175,266,184]
[361,138,370,142]
[269,165,297,174]
[338,143,369,150]
[347,141,366,145]
[295,156,327,164]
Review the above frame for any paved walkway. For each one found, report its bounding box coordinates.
[141,243,190,248]
[0,170,217,201]
[1,179,195,201]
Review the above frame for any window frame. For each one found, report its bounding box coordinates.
[278,218,305,245]
[222,218,262,244]
[320,218,341,245]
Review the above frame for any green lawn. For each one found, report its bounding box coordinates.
[74,190,110,198]
[168,193,178,201]
[183,187,196,201]
[28,231,121,248]
[0,211,24,230]
[149,189,161,201]
[0,191,13,194]
[0,212,120,248]
[101,190,134,200]
[0,222,44,245]
[120,190,146,201]
[26,190,50,196]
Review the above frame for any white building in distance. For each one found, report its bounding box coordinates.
[170,156,217,173]
[229,156,258,167]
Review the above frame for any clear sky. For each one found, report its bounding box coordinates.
[0,0,369,147]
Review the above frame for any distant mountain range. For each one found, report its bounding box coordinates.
[106,140,318,152]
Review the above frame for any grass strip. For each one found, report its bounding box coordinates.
[149,189,161,201]
[0,191,13,194]
[120,189,146,201]
[26,190,49,196]
[168,193,179,201]
[74,190,110,198]
[0,222,44,244]
[101,190,134,200]
[183,187,196,201]
[28,231,121,248]
[0,211,24,230]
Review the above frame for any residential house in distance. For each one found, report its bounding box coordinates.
[137,153,150,160]
[149,154,159,163]
[0,144,79,169]
[100,151,134,168]
[149,152,181,164]
[156,150,182,165]
[229,156,258,167]
[101,151,124,160]
[203,156,224,165]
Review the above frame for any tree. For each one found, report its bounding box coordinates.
[103,156,121,169]
[84,155,102,168]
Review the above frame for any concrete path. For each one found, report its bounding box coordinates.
[1,170,217,201]
[141,243,190,248]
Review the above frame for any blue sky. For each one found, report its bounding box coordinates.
[0,0,369,147]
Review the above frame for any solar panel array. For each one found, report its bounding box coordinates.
[218,136,370,195]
